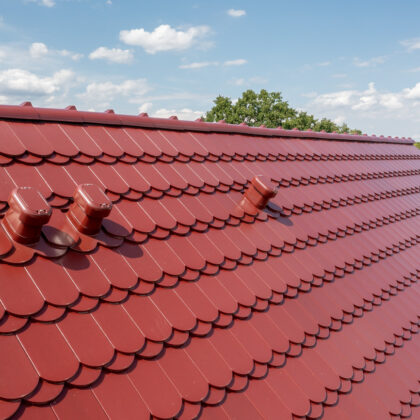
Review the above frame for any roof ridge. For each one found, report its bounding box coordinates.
[0,102,414,145]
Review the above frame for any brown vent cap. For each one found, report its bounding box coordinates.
[3,187,51,244]
[242,175,278,211]
[67,184,112,235]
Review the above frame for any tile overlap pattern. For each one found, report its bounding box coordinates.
[0,107,419,419]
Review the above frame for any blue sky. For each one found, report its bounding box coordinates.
[0,0,419,139]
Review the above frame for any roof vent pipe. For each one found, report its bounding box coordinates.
[67,184,112,235]
[3,187,51,244]
[240,175,278,212]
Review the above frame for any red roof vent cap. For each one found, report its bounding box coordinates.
[3,187,51,244]
[241,175,278,211]
[67,184,112,235]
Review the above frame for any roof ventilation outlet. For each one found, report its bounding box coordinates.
[3,187,51,244]
[240,175,278,213]
[67,184,112,235]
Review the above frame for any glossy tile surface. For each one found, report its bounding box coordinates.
[0,105,419,419]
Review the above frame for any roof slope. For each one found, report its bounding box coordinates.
[0,104,419,419]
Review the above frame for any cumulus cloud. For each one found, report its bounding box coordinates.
[30,42,48,58]
[305,82,420,138]
[353,56,386,67]
[27,42,82,61]
[119,24,210,54]
[58,49,83,61]
[89,47,133,63]
[404,82,420,99]
[138,102,153,113]
[309,81,420,128]
[227,9,246,17]
[78,79,152,108]
[0,68,74,96]
[224,58,247,66]
[401,38,420,52]
[152,108,204,120]
[179,61,218,69]
[312,82,406,111]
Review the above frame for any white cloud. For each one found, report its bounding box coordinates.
[224,58,247,66]
[179,61,218,69]
[304,82,420,139]
[120,24,210,54]
[353,56,386,67]
[404,82,420,99]
[378,93,403,109]
[58,49,83,61]
[138,102,153,113]
[309,82,420,125]
[333,115,346,125]
[227,9,246,17]
[27,42,83,61]
[231,76,267,86]
[27,0,55,7]
[314,82,404,111]
[313,88,357,107]
[0,68,74,96]
[78,79,152,107]
[179,58,246,69]
[89,46,133,63]
[152,108,203,120]
[317,61,330,67]
[401,38,420,52]
[30,42,48,58]
[332,73,347,78]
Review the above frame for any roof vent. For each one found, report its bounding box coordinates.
[240,175,278,212]
[3,187,51,244]
[67,184,112,235]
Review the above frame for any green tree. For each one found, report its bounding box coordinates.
[204,89,361,134]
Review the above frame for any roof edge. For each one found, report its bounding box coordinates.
[0,104,414,145]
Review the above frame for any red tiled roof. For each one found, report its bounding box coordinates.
[0,103,419,419]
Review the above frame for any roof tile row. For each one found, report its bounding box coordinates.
[0,109,418,419]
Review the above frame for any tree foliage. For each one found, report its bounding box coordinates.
[204,89,361,134]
